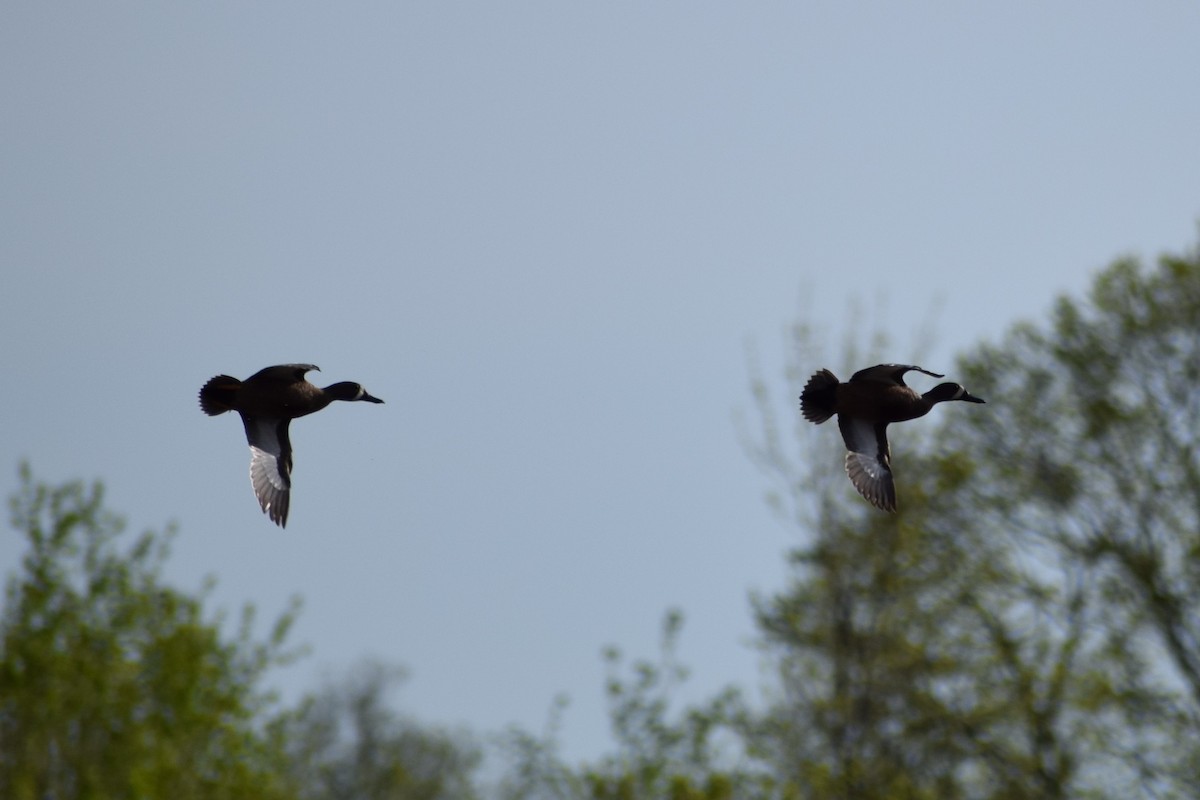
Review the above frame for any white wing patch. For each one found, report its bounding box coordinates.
[249,445,291,527]
[250,445,289,491]
[845,452,896,512]
[837,416,897,512]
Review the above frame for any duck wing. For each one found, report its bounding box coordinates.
[240,414,293,528]
[245,364,321,384]
[837,416,897,512]
[849,364,943,386]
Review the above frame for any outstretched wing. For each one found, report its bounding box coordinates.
[837,416,897,512]
[849,364,943,386]
[240,415,293,528]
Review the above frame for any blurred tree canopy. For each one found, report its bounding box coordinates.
[0,466,481,800]
[507,240,1200,799]
[498,610,778,800]
[738,242,1200,798]
[6,239,1200,799]
[281,660,481,800]
[0,463,300,800]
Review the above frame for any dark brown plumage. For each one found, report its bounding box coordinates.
[199,364,383,527]
[800,363,984,511]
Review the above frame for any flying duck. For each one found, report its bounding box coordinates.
[199,364,383,527]
[800,363,984,512]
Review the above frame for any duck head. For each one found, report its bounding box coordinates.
[923,382,985,405]
[324,381,384,403]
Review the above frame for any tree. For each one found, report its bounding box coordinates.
[743,324,1047,799]
[741,240,1200,798]
[497,611,780,800]
[491,242,1200,799]
[0,464,300,800]
[943,247,1200,794]
[281,660,481,800]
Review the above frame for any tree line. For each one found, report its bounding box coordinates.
[4,240,1200,798]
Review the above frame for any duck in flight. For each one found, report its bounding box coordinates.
[800,363,984,512]
[199,364,384,527]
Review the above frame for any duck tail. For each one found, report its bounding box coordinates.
[800,369,839,424]
[199,375,241,416]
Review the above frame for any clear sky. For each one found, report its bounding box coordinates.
[3,3,1199,762]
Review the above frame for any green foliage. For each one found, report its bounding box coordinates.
[0,467,483,800]
[738,240,1200,799]
[945,245,1200,795]
[11,238,1200,800]
[497,243,1200,799]
[498,611,787,800]
[281,660,481,800]
[0,463,300,800]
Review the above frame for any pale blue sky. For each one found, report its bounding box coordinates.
[3,3,1199,762]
